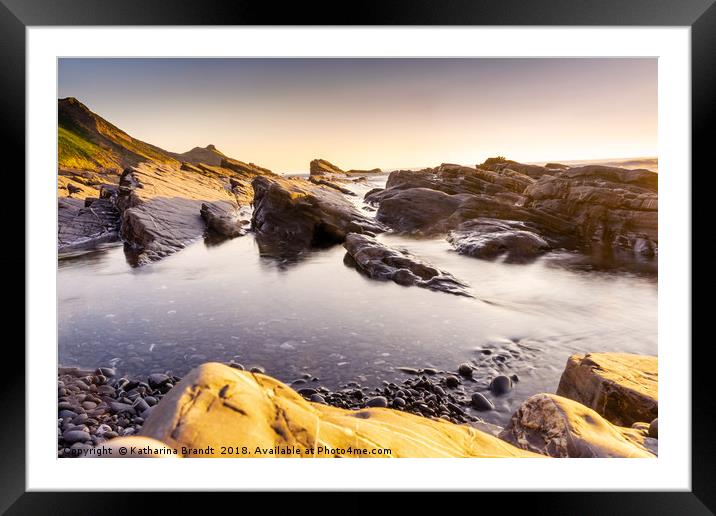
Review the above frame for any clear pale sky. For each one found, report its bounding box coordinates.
[58,58,657,173]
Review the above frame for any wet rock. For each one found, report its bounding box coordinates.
[200,201,246,239]
[489,375,513,395]
[471,393,495,411]
[498,393,656,458]
[62,429,91,444]
[251,176,383,257]
[58,197,120,252]
[448,218,550,263]
[147,373,171,389]
[249,366,265,374]
[365,396,388,408]
[445,376,460,389]
[344,233,472,297]
[458,363,473,377]
[309,394,327,404]
[556,352,657,427]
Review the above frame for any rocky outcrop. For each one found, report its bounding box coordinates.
[220,157,274,177]
[116,162,240,265]
[309,158,344,177]
[346,168,382,176]
[498,393,657,458]
[58,197,120,251]
[309,176,356,196]
[200,201,246,239]
[344,233,472,297]
[447,218,550,263]
[556,353,658,427]
[250,176,383,257]
[133,363,540,458]
[524,166,658,256]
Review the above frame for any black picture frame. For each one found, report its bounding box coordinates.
[3,0,710,513]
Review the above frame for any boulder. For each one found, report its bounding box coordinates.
[136,362,540,458]
[447,218,550,263]
[344,233,472,297]
[498,393,657,458]
[308,176,356,196]
[200,201,246,239]
[250,176,383,257]
[58,197,120,251]
[556,352,658,427]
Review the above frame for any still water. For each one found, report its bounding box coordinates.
[58,176,657,426]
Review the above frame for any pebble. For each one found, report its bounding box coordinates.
[62,429,91,444]
[58,410,77,419]
[365,396,388,408]
[489,375,513,395]
[228,362,245,371]
[309,394,326,404]
[445,376,460,389]
[147,373,170,388]
[470,392,495,411]
[458,363,473,377]
[249,366,265,374]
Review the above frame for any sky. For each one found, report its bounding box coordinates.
[58,58,657,173]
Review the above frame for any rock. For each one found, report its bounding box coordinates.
[309,394,327,404]
[365,396,388,408]
[249,366,265,374]
[96,367,116,378]
[310,158,344,177]
[58,197,120,251]
[137,362,540,457]
[448,218,550,263]
[445,376,460,389]
[343,233,472,297]
[471,393,495,411]
[62,429,91,444]
[251,176,383,257]
[458,363,473,377]
[309,177,356,196]
[649,418,658,439]
[523,166,658,255]
[147,373,171,389]
[489,375,513,395]
[200,201,246,238]
[556,353,657,427]
[498,393,656,458]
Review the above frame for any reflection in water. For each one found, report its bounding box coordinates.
[58,210,657,425]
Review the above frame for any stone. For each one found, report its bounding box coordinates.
[137,363,541,458]
[344,233,472,297]
[498,393,656,458]
[489,375,513,395]
[58,197,120,252]
[556,353,657,427]
[445,376,460,389]
[458,363,473,377]
[62,429,91,444]
[147,373,171,389]
[365,396,388,408]
[470,392,495,411]
[309,158,344,177]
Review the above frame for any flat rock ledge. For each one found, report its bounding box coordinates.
[134,363,539,458]
[344,233,473,297]
[556,352,657,427]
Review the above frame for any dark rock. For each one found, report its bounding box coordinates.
[489,375,513,395]
[62,429,91,444]
[344,233,472,297]
[200,201,246,239]
[458,363,473,377]
[448,218,550,263]
[309,394,327,404]
[249,366,265,374]
[649,418,658,439]
[366,396,389,408]
[147,373,170,389]
[58,197,120,252]
[445,375,460,389]
[470,392,495,411]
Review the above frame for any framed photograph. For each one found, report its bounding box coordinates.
[5,0,710,511]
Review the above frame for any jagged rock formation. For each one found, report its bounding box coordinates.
[344,233,472,297]
[556,353,658,427]
[310,158,344,176]
[134,363,541,458]
[58,197,120,250]
[250,176,383,257]
[366,159,658,260]
[498,393,656,458]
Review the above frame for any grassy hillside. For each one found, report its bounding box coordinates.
[58,126,119,171]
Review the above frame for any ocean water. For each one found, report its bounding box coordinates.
[58,173,657,426]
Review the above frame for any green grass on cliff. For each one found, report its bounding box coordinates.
[58,126,118,171]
